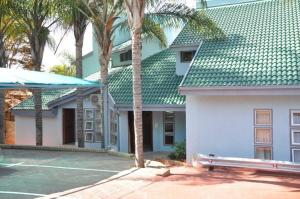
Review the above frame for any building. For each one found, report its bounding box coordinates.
[13,0,300,163]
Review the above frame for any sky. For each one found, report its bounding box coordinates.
[42,24,93,71]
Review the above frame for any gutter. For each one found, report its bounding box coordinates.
[179,86,300,96]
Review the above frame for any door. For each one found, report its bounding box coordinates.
[63,109,75,144]
[128,111,153,153]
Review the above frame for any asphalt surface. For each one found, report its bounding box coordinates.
[0,149,134,199]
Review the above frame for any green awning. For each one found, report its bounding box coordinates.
[0,68,100,89]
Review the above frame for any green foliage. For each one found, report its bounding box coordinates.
[168,141,186,161]
[50,64,76,76]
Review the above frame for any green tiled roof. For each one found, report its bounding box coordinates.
[171,25,203,47]
[109,49,185,105]
[181,0,300,87]
[13,89,74,110]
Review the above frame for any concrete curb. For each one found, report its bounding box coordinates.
[0,144,107,153]
[107,150,135,159]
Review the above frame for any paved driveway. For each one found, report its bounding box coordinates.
[0,149,134,199]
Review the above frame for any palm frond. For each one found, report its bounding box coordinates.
[142,17,167,47]
[146,3,225,40]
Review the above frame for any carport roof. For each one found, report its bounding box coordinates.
[180,0,300,88]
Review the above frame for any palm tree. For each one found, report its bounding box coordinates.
[59,0,89,148]
[15,0,61,146]
[124,0,224,168]
[0,0,17,144]
[80,0,169,149]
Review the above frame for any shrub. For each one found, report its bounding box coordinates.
[168,141,186,161]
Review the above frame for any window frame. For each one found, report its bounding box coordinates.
[291,148,300,162]
[180,51,196,63]
[120,50,132,62]
[253,109,273,160]
[163,111,175,146]
[290,110,300,126]
[85,132,94,142]
[291,129,300,146]
[254,127,273,145]
[84,109,94,120]
[84,121,94,131]
[255,146,273,160]
[254,109,272,126]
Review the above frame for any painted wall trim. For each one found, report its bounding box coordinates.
[115,104,185,111]
[12,108,58,118]
[48,87,100,109]
[179,86,300,96]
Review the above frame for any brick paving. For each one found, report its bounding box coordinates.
[41,163,300,199]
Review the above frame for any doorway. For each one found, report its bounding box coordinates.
[63,109,75,144]
[128,111,153,153]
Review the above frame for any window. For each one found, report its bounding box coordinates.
[255,128,272,144]
[164,112,175,145]
[84,121,93,130]
[120,50,132,62]
[255,109,272,125]
[85,109,94,120]
[254,109,272,160]
[84,108,102,143]
[291,129,300,145]
[290,110,300,162]
[110,111,118,145]
[180,51,196,62]
[255,147,272,160]
[85,132,93,142]
[292,149,300,163]
[291,110,300,126]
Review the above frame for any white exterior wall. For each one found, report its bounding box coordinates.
[15,112,62,146]
[186,95,300,162]
[14,94,103,148]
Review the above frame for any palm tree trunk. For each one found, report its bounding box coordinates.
[99,52,109,149]
[131,28,144,168]
[0,34,6,144]
[75,33,85,148]
[124,0,145,168]
[33,89,43,145]
[0,90,5,144]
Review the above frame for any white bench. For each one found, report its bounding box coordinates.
[193,154,300,174]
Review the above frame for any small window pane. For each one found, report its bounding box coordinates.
[255,110,272,125]
[85,121,93,130]
[292,112,300,125]
[85,109,94,120]
[293,149,300,162]
[292,131,300,144]
[165,135,174,145]
[85,132,93,142]
[255,128,272,144]
[255,147,272,160]
[164,112,175,122]
[180,51,196,62]
[164,123,174,133]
